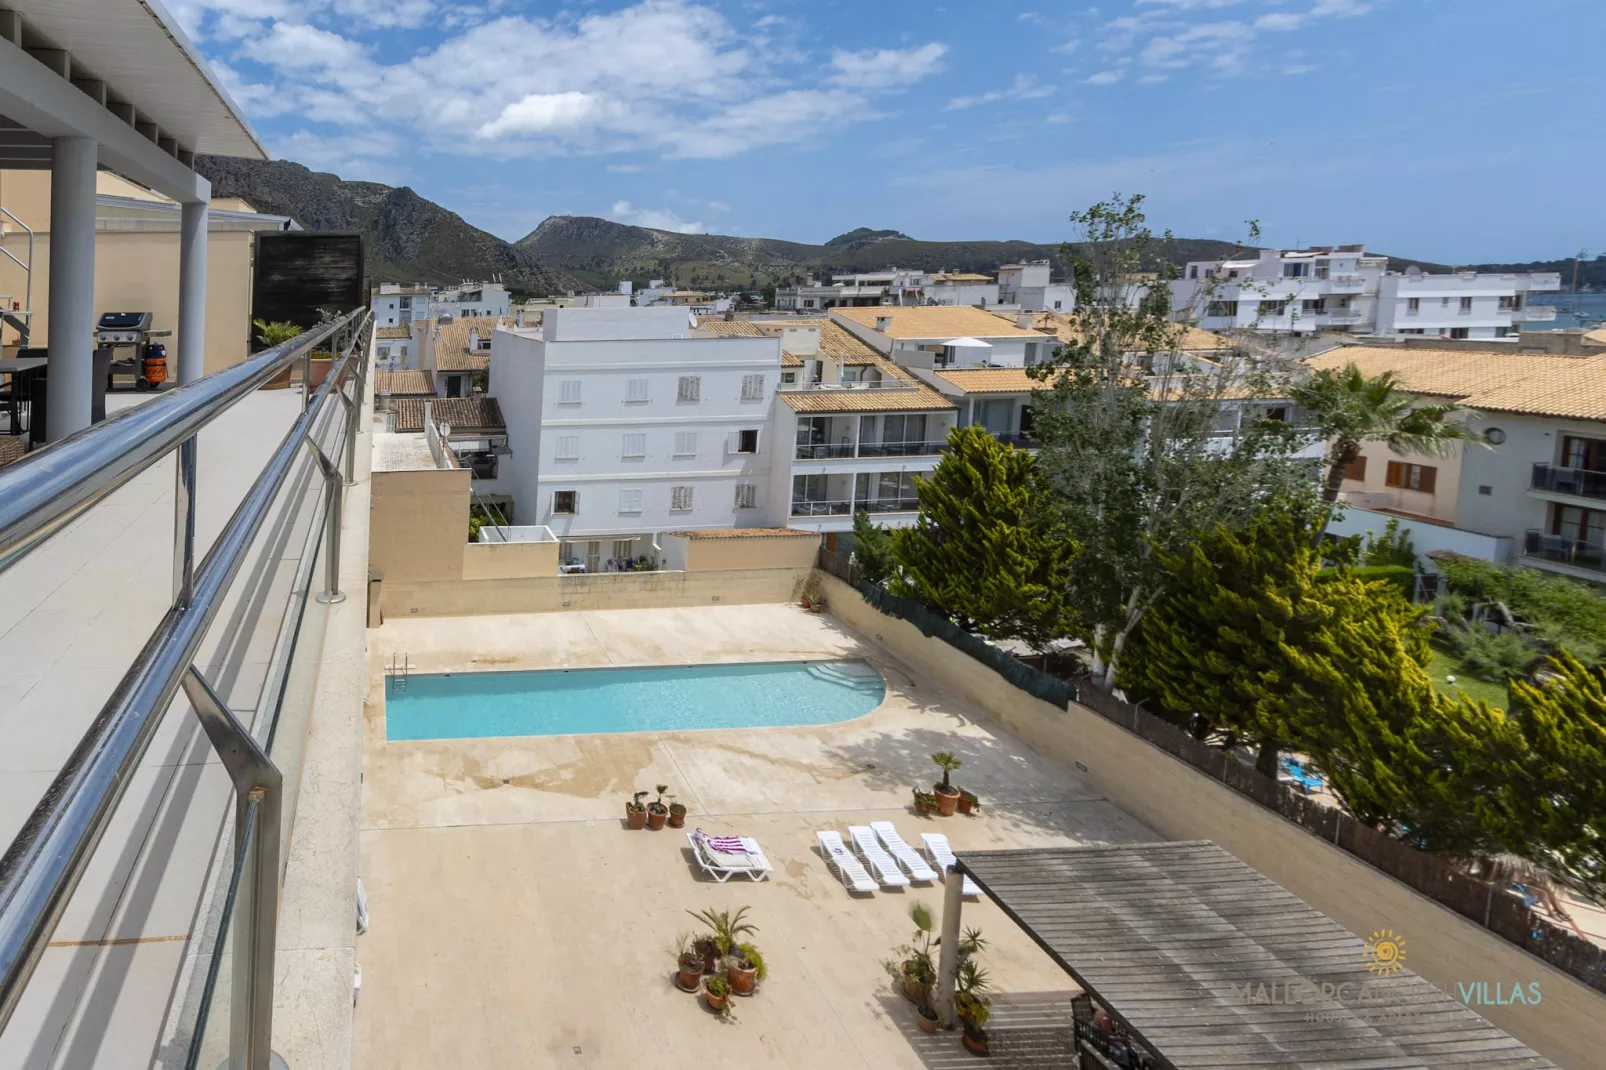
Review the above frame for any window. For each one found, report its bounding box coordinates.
[1553,504,1606,545]
[673,432,697,457]
[1259,299,1288,317]
[559,379,582,404]
[781,371,797,385]
[735,429,759,454]
[1344,456,1368,482]
[1264,406,1288,423]
[1498,295,1516,311]
[1313,260,1330,280]
[735,484,757,509]
[1301,298,1326,313]
[1188,265,1198,279]
[555,435,579,460]
[1449,327,1469,340]
[1441,297,1451,308]
[622,433,646,459]
[1495,326,1512,338]
[625,377,649,402]
[1562,435,1606,472]
[618,489,642,514]
[613,540,635,561]
[1459,296,1473,313]
[1205,300,1238,318]
[670,486,694,512]
[553,490,577,514]
[741,374,765,401]
[1053,299,1064,310]
[1399,328,1426,335]
[1478,485,1493,496]
[475,335,491,351]
[1407,297,1420,313]
[1282,262,1307,278]
[677,375,701,402]
[1385,461,1438,494]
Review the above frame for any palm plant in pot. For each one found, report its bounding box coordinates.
[646,784,670,830]
[931,752,963,816]
[626,790,648,830]
[882,902,939,1030]
[956,960,992,1056]
[687,906,757,963]
[727,942,766,996]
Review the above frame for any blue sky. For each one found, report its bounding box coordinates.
[171,0,1603,262]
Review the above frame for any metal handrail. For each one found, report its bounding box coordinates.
[0,314,352,572]
[0,310,370,1054]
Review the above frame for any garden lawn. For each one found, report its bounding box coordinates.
[1428,648,1509,711]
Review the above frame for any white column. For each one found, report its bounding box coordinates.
[45,137,97,441]
[935,868,965,1027]
[177,199,208,384]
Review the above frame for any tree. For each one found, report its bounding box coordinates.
[1032,194,1314,690]
[850,509,896,586]
[890,426,1075,650]
[1292,364,1480,545]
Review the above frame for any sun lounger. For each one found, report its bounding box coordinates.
[687,831,772,883]
[848,825,911,888]
[816,830,878,894]
[920,832,982,896]
[869,821,939,882]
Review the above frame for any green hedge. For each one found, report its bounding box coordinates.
[1317,564,1416,599]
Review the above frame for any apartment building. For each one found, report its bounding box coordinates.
[830,305,1058,367]
[371,283,433,326]
[924,272,998,307]
[996,261,1074,312]
[774,269,927,311]
[1171,246,1559,341]
[370,280,511,326]
[489,307,780,565]
[1309,346,1606,581]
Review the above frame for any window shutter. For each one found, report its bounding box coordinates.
[1385,461,1403,488]
[1418,466,1437,495]
[622,433,646,458]
[627,377,649,402]
[1345,456,1367,482]
[559,380,582,404]
[556,435,579,460]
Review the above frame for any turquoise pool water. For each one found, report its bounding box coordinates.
[384,659,885,741]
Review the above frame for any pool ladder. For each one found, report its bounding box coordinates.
[389,652,412,692]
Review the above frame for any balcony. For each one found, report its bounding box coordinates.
[1512,307,1557,323]
[1326,310,1364,324]
[1524,530,1606,574]
[795,443,858,460]
[1531,464,1606,501]
[856,440,948,458]
[1330,274,1368,292]
[790,496,920,517]
[993,432,1038,449]
[790,498,852,517]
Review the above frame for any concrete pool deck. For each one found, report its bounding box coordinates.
[357,604,1159,1069]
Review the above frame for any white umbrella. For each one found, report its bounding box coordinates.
[943,336,993,349]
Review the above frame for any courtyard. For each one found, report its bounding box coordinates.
[355,603,1159,1068]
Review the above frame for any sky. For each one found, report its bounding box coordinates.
[169,0,1605,263]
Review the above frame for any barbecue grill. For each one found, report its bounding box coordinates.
[96,311,172,391]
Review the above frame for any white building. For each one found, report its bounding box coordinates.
[1373,269,1561,341]
[775,270,928,311]
[996,261,1074,312]
[489,307,781,564]
[1170,246,1559,340]
[370,280,511,326]
[923,272,999,307]
[830,305,1058,368]
[370,284,433,327]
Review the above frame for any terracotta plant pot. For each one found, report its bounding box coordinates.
[934,784,960,817]
[626,805,647,830]
[647,805,668,831]
[677,956,703,992]
[902,976,924,1003]
[728,959,758,996]
[962,1030,989,1056]
[956,794,974,815]
[668,806,687,828]
[916,1005,939,1033]
[704,983,730,1014]
[696,941,719,974]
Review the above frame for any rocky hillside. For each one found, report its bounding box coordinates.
[194,156,576,295]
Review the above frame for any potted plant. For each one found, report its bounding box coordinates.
[704,974,732,1015]
[687,906,757,962]
[931,752,963,816]
[693,935,721,975]
[727,942,766,995]
[668,800,688,828]
[626,790,649,830]
[646,784,670,830]
[912,789,938,817]
[882,902,938,1019]
[956,960,992,1056]
[793,574,826,612]
[675,938,703,992]
[958,789,980,815]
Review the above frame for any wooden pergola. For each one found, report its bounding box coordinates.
[937,842,1556,1070]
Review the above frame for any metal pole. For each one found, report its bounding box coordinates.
[177,200,209,385]
[340,389,359,487]
[309,442,345,604]
[45,137,96,441]
[301,345,312,414]
[172,436,196,607]
[936,867,965,1028]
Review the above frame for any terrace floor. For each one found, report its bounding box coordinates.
[357,604,1160,1069]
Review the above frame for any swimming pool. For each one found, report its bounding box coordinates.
[384,659,885,741]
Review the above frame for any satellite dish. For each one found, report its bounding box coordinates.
[439,422,453,436]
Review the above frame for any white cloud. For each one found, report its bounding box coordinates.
[1140,20,1256,75]
[1053,39,1082,55]
[273,128,403,184]
[477,92,625,138]
[946,75,1057,110]
[708,200,731,212]
[1084,69,1126,85]
[1137,72,1170,84]
[1282,63,1318,75]
[828,42,948,89]
[610,200,704,233]
[1256,12,1304,31]
[606,163,645,173]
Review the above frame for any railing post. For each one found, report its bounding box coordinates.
[308,440,345,604]
[172,435,196,607]
[339,389,359,487]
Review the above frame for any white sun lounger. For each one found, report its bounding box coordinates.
[920,832,982,896]
[870,821,939,882]
[816,830,878,894]
[848,825,911,888]
[687,832,773,883]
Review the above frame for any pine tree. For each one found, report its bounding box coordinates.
[850,509,896,587]
[890,426,1075,650]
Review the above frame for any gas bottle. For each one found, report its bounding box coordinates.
[141,343,168,389]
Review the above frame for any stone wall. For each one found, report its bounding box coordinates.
[818,570,1603,1070]
[376,566,810,620]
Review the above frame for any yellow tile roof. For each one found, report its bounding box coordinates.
[1026,311,1233,353]
[929,272,994,283]
[933,368,1044,394]
[375,369,435,396]
[1304,346,1606,422]
[1584,327,1606,346]
[662,527,817,539]
[434,316,509,372]
[694,318,765,337]
[375,326,412,340]
[778,385,956,414]
[833,306,1051,340]
[392,396,505,433]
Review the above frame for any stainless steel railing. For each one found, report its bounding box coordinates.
[0,309,372,1068]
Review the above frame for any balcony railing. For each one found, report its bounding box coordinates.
[1326,310,1363,323]
[791,498,853,517]
[992,432,1038,449]
[1330,274,1368,291]
[1512,307,1557,322]
[795,443,857,460]
[1524,530,1606,573]
[790,497,920,517]
[796,440,948,460]
[1531,464,1606,501]
[858,497,920,514]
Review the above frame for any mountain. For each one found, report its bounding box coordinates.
[1467,256,1605,293]
[193,156,576,295]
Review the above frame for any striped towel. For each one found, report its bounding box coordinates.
[696,829,745,853]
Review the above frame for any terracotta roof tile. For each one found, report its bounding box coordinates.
[392,396,505,434]
[375,326,411,340]
[832,306,1051,340]
[778,384,955,414]
[375,369,435,396]
[932,368,1043,394]
[434,316,508,372]
[1027,311,1233,354]
[662,527,817,539]
[1304,346,1606,422]
[694,318,765,337]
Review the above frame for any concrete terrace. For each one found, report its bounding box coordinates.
[358,605,1159,1069]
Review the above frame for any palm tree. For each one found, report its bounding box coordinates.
[1293,363,1481,546]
